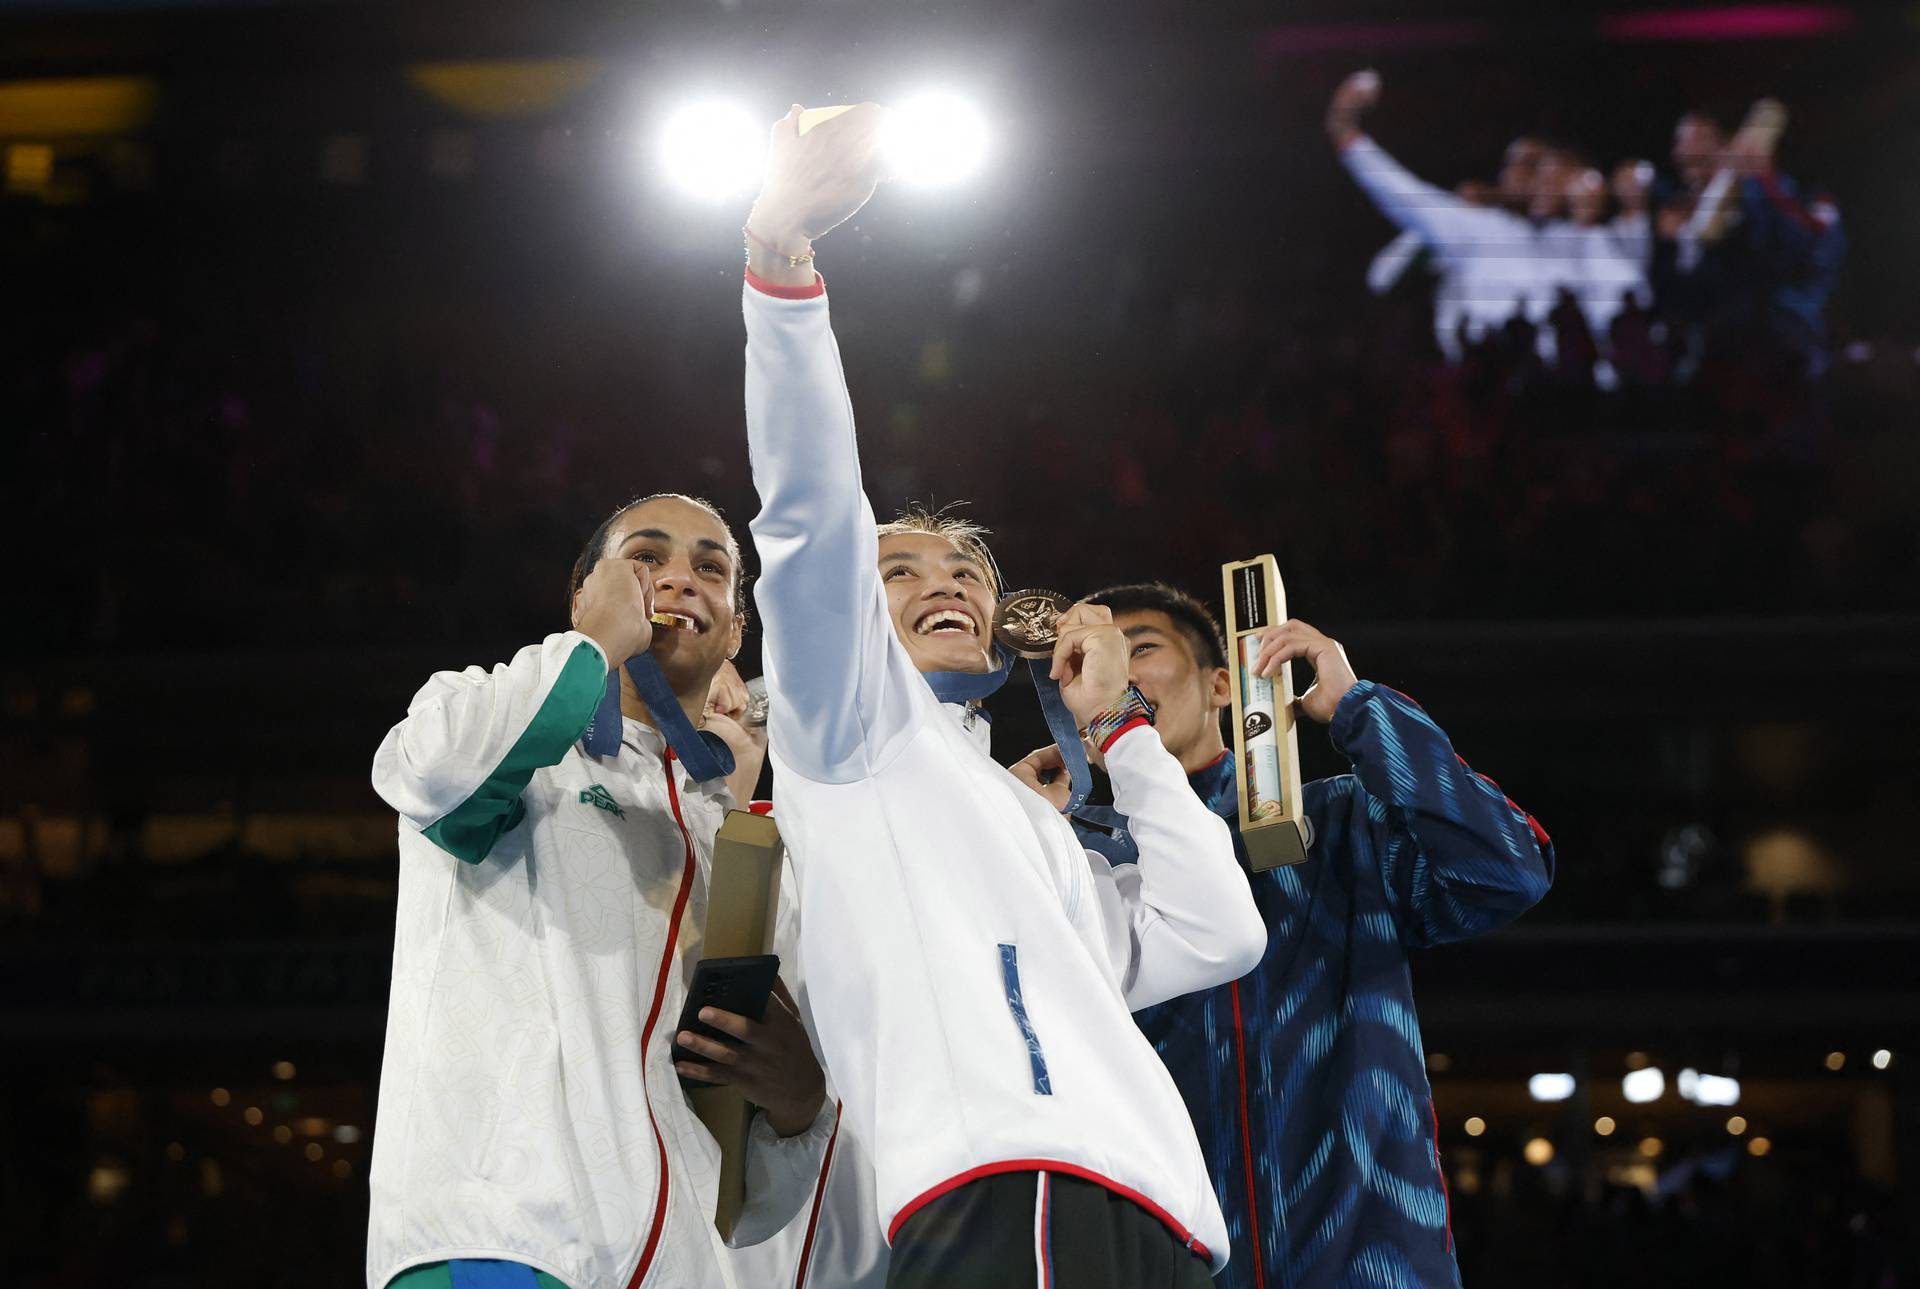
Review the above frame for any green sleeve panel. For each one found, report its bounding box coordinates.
[422,639,609,864]
[386,1261,572,1289]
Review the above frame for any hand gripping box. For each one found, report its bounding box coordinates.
[1221,555,1310,870]
[690,808,786,1239]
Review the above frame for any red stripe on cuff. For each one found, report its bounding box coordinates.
[745,267,826,299]
[1462,758,1553,852]
[1757,173,1823,235]
[1098,716,1151,754]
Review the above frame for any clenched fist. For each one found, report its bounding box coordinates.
[704,660,769,806]
[1010,742,1077,812]
[572,556,655,667]
[1049,601,1131,728]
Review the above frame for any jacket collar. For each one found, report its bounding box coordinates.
[923,648,1005,756]
[616,719,736,809]
[1189,750,1239,821]
[939,697,993,755]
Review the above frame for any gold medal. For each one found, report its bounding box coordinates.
[992,589,1073,660]
[650,611,697,631]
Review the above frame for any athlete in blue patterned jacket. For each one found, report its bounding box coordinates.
[1011,583,1554,1289]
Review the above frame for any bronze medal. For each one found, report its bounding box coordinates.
[992,589,1073,660]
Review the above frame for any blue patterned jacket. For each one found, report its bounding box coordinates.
[1079,681,1554,1289]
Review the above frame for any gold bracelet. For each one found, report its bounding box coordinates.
[743,225,816,269]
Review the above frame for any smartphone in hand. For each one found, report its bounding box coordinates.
[671,954,781,1089]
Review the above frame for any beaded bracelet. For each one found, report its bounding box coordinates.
[1084,684,1156,752]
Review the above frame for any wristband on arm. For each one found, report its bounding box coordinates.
[1084,685,1156,753]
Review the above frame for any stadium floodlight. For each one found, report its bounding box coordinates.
[1621,1067,1665,1104]
[1696,1074,1741,1105]
[882,91,990,187]
[659,100,765,199]
[1678,1068,1741,1106]
[1527,1073,1576,1102]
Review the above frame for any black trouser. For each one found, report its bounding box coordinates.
[886,1170,1215,1289]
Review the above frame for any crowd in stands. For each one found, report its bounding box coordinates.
[1327,73,1846,389]
[3,65,1914,938]
[1451,1141,1905,1289]
[6,214,1909,663]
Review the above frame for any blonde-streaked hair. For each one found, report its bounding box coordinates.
[875,505,1003,597]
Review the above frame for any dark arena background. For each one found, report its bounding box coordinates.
[3,0,1919,1285]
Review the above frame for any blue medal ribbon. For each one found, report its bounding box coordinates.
[1071,802,1136,862]
[580,653,736,782]
[1025,660,1092,815]
[924,645,1091,815]
[923,646,1014,705]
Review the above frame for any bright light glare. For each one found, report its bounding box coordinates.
[1678,1068,1741,1106]
[1622,1067,1665,1104]
[660,101,764,199]
[1873,1049,1892,1069]
[1463,1116,1486,1137]
[1523,1137,1555,1166]
[1528,1073,1576,1102]
[883,92,990,186]
[1694,1073,1740,1106]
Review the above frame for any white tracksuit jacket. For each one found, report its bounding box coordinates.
[741,275,1267,1274]
[1339,135,1651,360]
[366,632,832,1289]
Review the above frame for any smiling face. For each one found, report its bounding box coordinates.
[1112,609,1231,772]
[879,531,998,675]
[582,495,745,692]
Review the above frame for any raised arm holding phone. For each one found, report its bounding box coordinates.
[736,103,1264,1288]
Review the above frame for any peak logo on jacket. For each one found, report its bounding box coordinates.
[579,783,625,819]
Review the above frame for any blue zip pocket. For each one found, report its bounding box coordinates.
[998,943,1053,1096]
